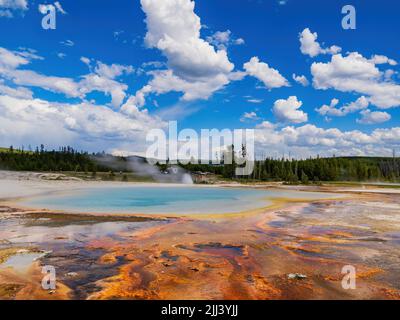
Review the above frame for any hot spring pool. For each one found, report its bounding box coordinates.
[20,185,342,215]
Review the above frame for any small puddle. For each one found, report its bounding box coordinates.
[1,252,44,272]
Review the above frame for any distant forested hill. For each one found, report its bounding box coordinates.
[239,156,400,183]
[183,155,400,182]
[0,146,119,173]
[1,146,399,182]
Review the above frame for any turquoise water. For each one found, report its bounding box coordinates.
[22,186,341,215]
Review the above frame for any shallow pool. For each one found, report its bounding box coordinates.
[20,185,342,215]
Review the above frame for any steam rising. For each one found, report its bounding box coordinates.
[94,155,193,184]
[128,157,194,184]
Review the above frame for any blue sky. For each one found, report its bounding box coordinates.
[0,0,399,158]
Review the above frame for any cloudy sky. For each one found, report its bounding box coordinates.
[0,0,399,158]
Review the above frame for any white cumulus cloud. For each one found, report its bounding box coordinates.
[240,111,259,122]
[272,96,308,124]
[311,52,400,109]
[131,0,239,109]
[0,47,136,108]
[357,109,391,125]
[292,74,309,86]
[244,57,289,89]
[299,28,341,58]
[255,122,400,158]
[369,54,397,66]
[0,0,28,18]
[206,30,245,50]
[141,0,233,80]
[316,96,369,117]
[0,94,166,153]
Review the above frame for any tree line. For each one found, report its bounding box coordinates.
[0,145,110,173]
[1,145,400,182]
[230,156,400,183]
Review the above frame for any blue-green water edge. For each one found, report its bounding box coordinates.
[21,186,341,215]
